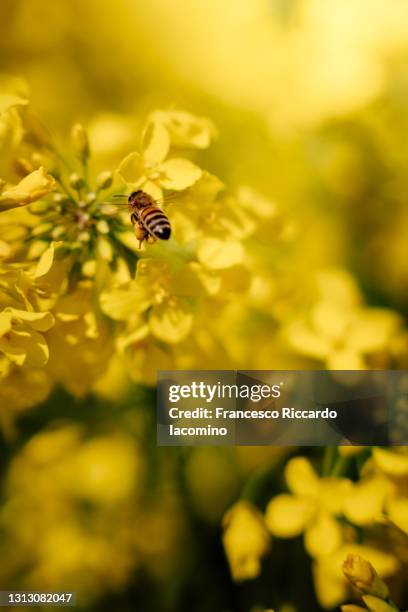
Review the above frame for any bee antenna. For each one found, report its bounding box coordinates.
[112,194,127,198]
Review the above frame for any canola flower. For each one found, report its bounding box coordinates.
[0,78,276,410]
[222,447,408,609]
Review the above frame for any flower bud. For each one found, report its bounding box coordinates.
[29,200,53,215]
[343,555,389,599]
[97,237,113,261]
[341,606,367,612]
[96,171,113,190]
[85,192,96,205]
[71,123,90,162]
[222,501,271,582]
[82,260,96,277]
[97,220,110,234]
[69,173,84,190]
[32,222,53,237]
[52,226,66,239]
[78,231,91,243]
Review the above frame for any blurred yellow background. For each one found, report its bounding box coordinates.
[0,1,408,611]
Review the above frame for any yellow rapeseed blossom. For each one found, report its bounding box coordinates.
[222,501,271,581]
[265,457,351,558]
[286,269,402,369]
[148,109,216,149]
[117,120,202,200]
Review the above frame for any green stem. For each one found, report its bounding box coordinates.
[331,455,350,477]
[322,446,337,476]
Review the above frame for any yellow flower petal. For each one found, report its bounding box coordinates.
[4,308,54,332]
[313,560,348,609]
[142,180,163,201]
[115,324,150,353]
[0,167,55,210]
[373,447,408,477]
[100,283,151,320]
[0,329,49,367]
[386,496,408,535]
[286,321,331,359]
[304,512,343,558]
[34,241,60,278]
[265,494,314,537]
[143,121,170,165]
[149,299,193,343]
[117,152,145,185]
[0,312,12,336]
[319,477,353,514]
[159,158,202,190]
[0,93,28,113]
[312,301,351,340]
[150,110,216,149]
[285,457,319,498]
[0,75,29,113]
[327,349,365,370]
[197,237,244,270]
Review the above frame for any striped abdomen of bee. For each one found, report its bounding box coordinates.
[137,205,171,240]
[128,190,171,246]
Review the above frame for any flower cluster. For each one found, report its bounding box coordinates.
[0,79,281,415]
[223,448,408,609]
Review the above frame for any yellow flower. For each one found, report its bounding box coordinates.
[265,457,352,558]
[222,501,271,581]
[117,120,202,200]
[149,109,216,149]
[171,174,273,268]
[0,246,59,372]
[0,308,54,368]
[101,258,207,345]
[286,269,402,368]
[0,167,56,211]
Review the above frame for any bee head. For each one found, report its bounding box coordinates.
[128,189,143,203]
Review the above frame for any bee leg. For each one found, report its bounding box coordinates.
[133,222,148,248]
[147,235,157,244]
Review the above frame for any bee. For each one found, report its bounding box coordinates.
[126,189,172,248]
